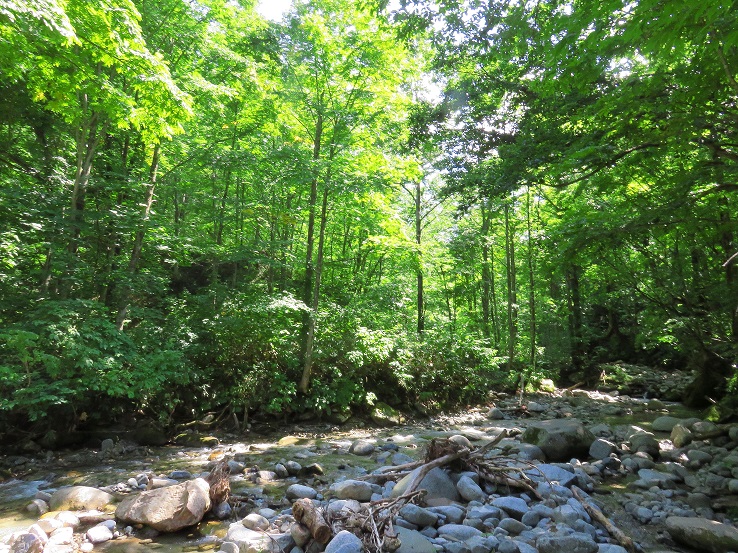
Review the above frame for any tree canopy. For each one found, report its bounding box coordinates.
[0,0,736,442]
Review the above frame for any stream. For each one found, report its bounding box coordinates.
[0,394,706,553]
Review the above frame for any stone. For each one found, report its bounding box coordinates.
[596,546,628,553]
[527,402,547,413]
[391,467,460,502]
[54,511,80,528]
[399,505,438,528]
[525,463,577,488]
[628,431,659,457]
[371,402,401,426]
[221,542,240,553]
[349,440,375,456]
[115,477,211,532]
[26,499,48,516]
[285,461,303,475]
[47,527,74,546]
[286,484,318,500]
[427,505,466,524]
[456,476,486,502]
[86,525,113,544]
[36,519,63,535]
[536,532,598,553]
[243,514,271,531]
[325,530,363,553]
[214,501,232,519]
[652,416,683,433]
[395,527,435,553]
[491,497,529,520]
[487,408,506,420]
[539,379,556,393]
[49,487,116,511]
[274,464,289,479]
[497,518,528,535]
[521,419,595,462]
[437,524,483,541]
[226,525,295,553]
[589,439,617,460]
[10,533,42,553]
[449,435,472,448]
[636,468,679,487]
[331,480,377,501]
[291,524,312,548]
[666,516,738,553]
[671,424,693,448]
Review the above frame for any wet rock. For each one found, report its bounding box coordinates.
[521,419,595,462]
[115,477,211,532]
[392,467,461,503]
[285,484,318,500]
[665,516,738,553]
[49,486,115,511]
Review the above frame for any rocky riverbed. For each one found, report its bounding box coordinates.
[3,384,738,553]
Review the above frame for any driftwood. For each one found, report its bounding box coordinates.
[206,458,231,505]
[572,486,640,553]
[293,498,332,544]
[363,430,541,499]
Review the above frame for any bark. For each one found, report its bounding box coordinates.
[292,498,332,544]
[115,145,161,330]
[504,204,517,366]
[565,264,584,383]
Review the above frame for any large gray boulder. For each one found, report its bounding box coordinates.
[391,467,460,503]
[49,487,116,511]
[665,516,738,553]
[521,419,595,462]
[115,478,211,532]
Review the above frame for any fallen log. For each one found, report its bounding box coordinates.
[292,498,332,544]
[572,486,640,553]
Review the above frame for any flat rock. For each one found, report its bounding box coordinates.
[437,524,483,541]
[349,440,375,456]
[525,464,577,488]
[49,487,115,511]
[665,516,738,553]
[652,416,683,432]
[536,532,598,553]
[491,497,529,520]
[395,527,436,553]
[456,475,485,502]
[285,484,318,500]
[399,504,438,528]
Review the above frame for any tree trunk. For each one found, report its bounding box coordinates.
[115,145,161,330]
[565,264,584,383]
[415,180,424,334]
[526,186,537,372]
[504,203,517,367]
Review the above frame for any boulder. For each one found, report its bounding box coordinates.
[666,516,738,553]
[628,431,660,457]
[589,438,617,460]
[491,497,529,520]
[525,464,577,488]
[349,440,375,456]
[391,467,460,503]
[437,524,483,541]
[398,505,438,528]
[456,475,486,502]
[285,484,318,500]
[651,416,683,433]
[521,419,595,462]
[331,480,377,501]
[536,532,598,553]
[371,402,401,426]
[671,424,693,448]
[49,487,116,512]
[115,478,211,532]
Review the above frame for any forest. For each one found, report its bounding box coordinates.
[0,0,736,444]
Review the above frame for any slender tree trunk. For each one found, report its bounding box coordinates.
[299,186,329,393]
[565,264,584,383]
[526,186,537,371]
[480,202,491,341]
[115,145,161,330]
[298,112,324,391]
[415,181,425,334]
[504,203,517,368]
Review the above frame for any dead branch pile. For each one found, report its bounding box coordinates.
[366,430,541,499]
[294,431,550,552]
[206,458,231,505]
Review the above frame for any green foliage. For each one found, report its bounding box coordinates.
[0,300,188,423]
